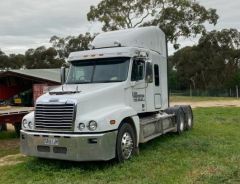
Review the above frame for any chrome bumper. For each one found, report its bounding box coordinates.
[20,130,118,161]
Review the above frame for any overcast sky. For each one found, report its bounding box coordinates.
[0,0,239,55]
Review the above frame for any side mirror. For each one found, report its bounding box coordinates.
[145,61,153,83]
[60,66,66,84]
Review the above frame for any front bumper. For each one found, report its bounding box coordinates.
[20,130,118,161]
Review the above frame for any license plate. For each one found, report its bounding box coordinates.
[44,138,59,146]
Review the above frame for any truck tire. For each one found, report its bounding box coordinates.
[14,123,21,137]
[181,105,193,130]
[116,123,136,162]
[165,106,185,134]
[175,107,185,134]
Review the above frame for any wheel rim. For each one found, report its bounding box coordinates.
[180,116,184,131]
[121,132,133,160]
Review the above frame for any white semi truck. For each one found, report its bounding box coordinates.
[20,26,193,162]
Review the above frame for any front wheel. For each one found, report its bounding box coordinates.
[116,123,136,162]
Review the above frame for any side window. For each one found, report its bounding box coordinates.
[146,62,153,83]
[131,60,145,81]
[154,64,160,86]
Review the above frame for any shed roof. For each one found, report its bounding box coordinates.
[0,69,61,84]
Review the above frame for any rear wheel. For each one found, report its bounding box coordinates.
[116,123,136,162]
[175,107,185,134]
[181,105,193,130]
[165,106,185,134]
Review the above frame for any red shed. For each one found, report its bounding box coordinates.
[0,69,61,106]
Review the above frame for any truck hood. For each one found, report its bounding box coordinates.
[48,83,117,96]
[37,82,127,108]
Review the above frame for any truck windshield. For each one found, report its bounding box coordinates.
[66,57,130,84]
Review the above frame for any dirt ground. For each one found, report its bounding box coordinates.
[171,100,240,108]
[0,139,19,150]
[0,139,23,166]
[0,154,25,167]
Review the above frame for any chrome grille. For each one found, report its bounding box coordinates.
[35,103,75,131]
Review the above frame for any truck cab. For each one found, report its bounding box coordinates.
[20,27,193,162]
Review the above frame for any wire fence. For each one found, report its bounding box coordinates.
[170,86,240,98]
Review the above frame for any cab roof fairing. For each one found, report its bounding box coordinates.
[67,47,149,62]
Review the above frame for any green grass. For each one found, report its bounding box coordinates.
[170,96,236,102]
[0,108,240,184]
[0,131,19,157]
[0,130,18,140]
[0,145,19,158]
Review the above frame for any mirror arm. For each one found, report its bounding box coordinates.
[60,66,66,84]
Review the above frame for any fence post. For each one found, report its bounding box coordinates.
[236,85,239,99]
[190,85,192,97]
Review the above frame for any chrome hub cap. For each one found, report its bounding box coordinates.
[188,116,192,127]
[121,132,133,159]
[180,117,184,131]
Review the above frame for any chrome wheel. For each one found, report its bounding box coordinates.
[121,132,134,160]
[180,116,184,131]
[188,116,192,127]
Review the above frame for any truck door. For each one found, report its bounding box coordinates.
[131,59,146,113]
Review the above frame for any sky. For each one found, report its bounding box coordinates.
[0,0,239,55]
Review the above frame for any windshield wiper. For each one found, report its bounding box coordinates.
[66,81,91,84]
[93,80,123,83]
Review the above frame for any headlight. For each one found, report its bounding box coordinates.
[22,119,28,129]
[78,123,85,131]
[88,121,97,131]
[28,121,33,129]
[22,119,34,130]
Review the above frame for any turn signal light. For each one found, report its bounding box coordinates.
[110,120,116,125]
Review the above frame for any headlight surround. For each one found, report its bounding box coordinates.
[88,121,97,131]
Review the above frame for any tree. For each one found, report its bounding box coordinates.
[50,32,94,59]
[0,50,10,70]
[171,29,240,90]
[8,54,25,69]
[87,0,219,48]
[25,46,64,69]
